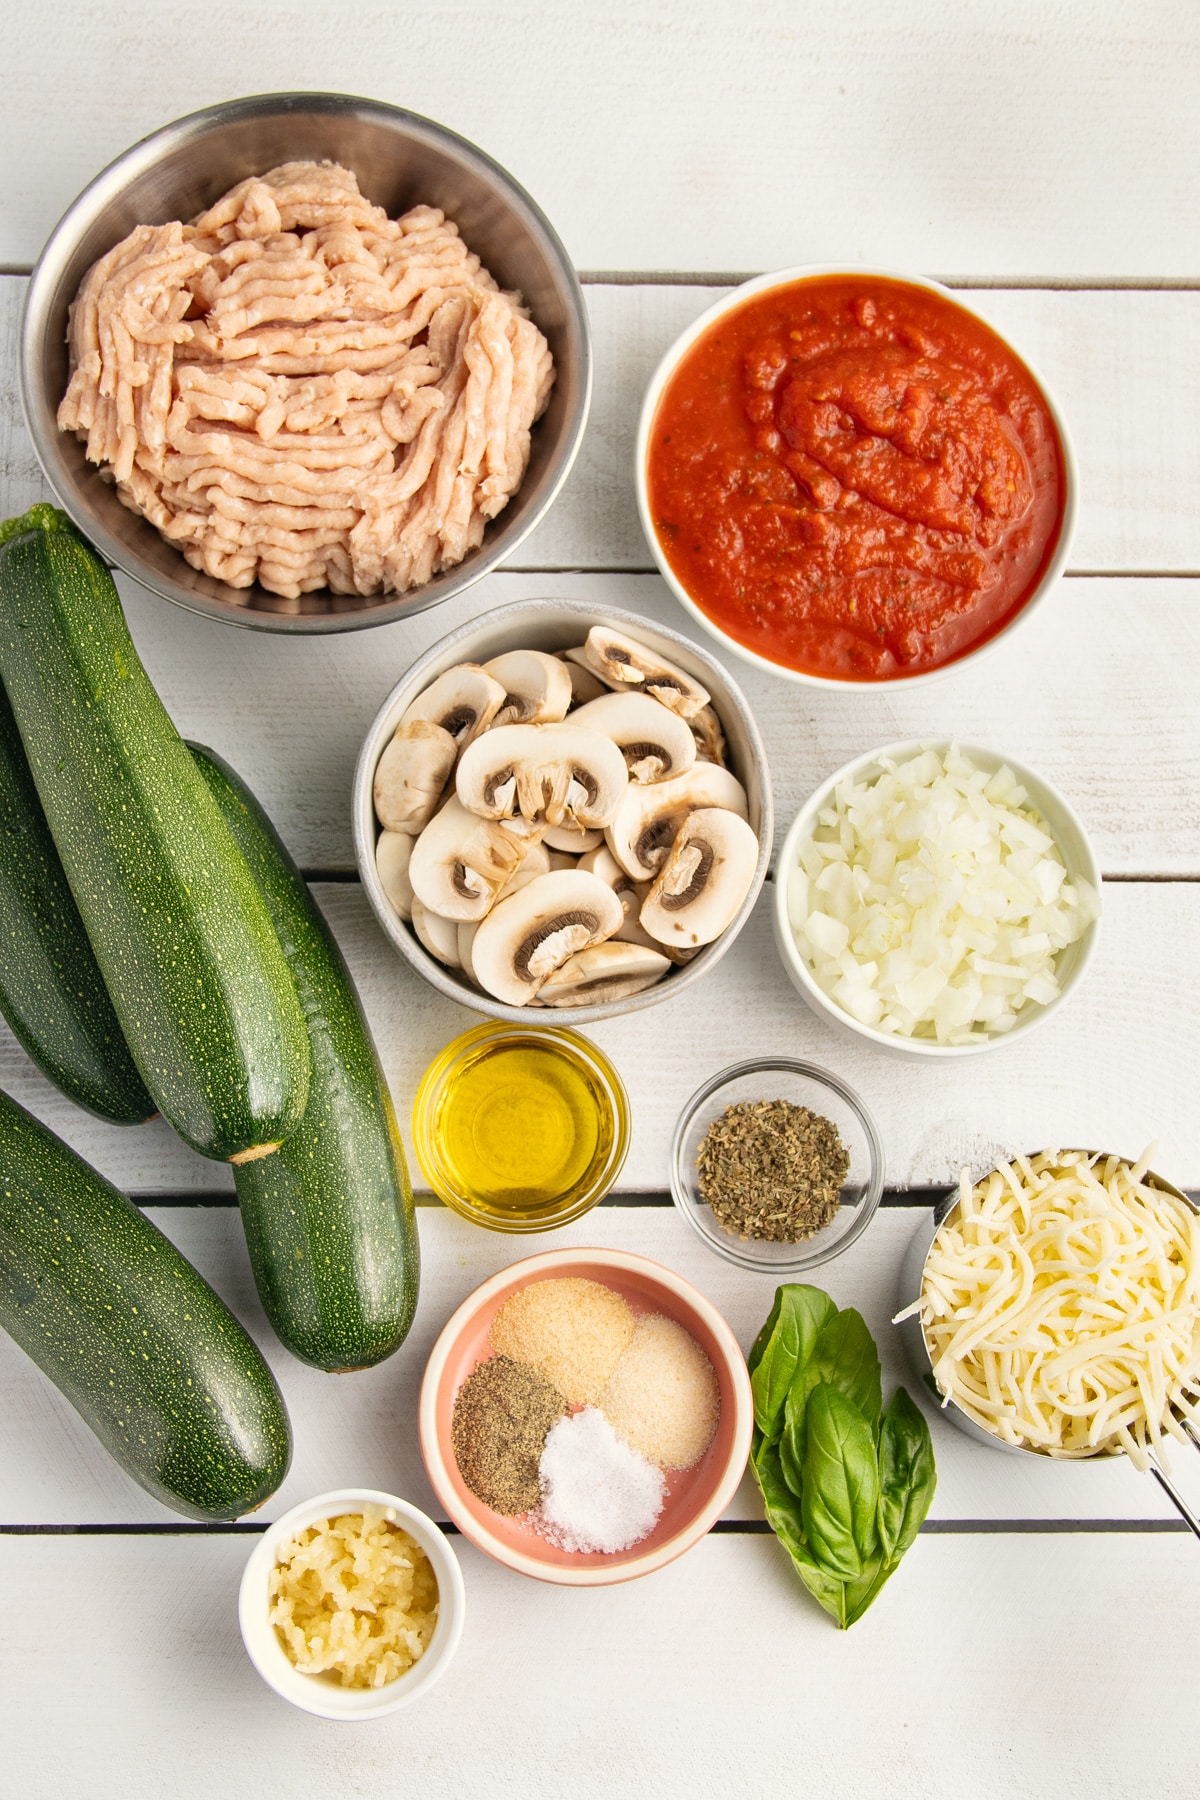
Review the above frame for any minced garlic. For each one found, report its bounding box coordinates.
[269,1507,439,1689]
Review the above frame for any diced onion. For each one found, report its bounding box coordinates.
[789,746,1099,1044]
[896,1149,1200,1468]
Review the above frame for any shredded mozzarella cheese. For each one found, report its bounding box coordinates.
[897,1149,1200,1468]
[788,745,1099,1043]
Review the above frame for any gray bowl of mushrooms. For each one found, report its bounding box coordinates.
[352,598,773,1022]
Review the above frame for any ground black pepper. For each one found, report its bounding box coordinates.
[451,1355,567,1514]
[695,1098,849,1242]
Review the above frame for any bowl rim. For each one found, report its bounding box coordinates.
[771,737,1102,1058]
[633,261,1079,690]
[896,1152,1196,1461]
[351,594,773,1025]
[237,1486,466,1719]
[418,1245,754,1586]
[410,1018,631,1231]
[20,89,593,635]
[669,1055,886,1273]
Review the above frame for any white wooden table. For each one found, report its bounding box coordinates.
[4,7,1200,1795]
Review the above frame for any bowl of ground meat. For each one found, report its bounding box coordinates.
[21,92,591,631]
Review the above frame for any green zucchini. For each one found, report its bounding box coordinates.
[192,745,419,1372]
[0,507,310,1161]
[0,1084,291,1520]
[0,676,154,1124]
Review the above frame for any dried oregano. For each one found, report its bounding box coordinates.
[695,1099,849,1242]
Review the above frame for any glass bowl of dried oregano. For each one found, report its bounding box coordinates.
[669,1058,884,1274]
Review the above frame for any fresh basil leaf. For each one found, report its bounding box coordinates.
[779,1378,808,1499]
[752,1437,808,1558]
[752,1439,846,1626]
[749,1284,838,1445]
[839,1552,894,1628]
[791,1555,847,1624]
[750,1422,775,1481]
[747,1289,782,1380]
[778,1304,882,1489]
[877,1386,937,1561]
[751,1298,934,1632]
[801,1384,881,1580]
[761,1430,891,1630]
[808,1308,883,1435]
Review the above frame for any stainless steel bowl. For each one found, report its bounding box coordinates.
[352,598,773,1025]
[21,92,591,633]
[897,1151,1195,1457]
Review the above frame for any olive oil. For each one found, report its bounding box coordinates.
[414,1025,628,1231]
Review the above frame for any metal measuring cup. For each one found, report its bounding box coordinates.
[896,1152,1200,1538]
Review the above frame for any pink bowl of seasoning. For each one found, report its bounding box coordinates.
[418,1247,753,1586]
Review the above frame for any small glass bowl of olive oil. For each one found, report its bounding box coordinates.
[412,1023,630,1232]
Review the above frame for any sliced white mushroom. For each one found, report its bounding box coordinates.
[689,703,728,767]
[375,829,415,921]
[457,920,481,987]
[483,649,573,727]
[560,654,608,708]
[402,663,505,749]
[457,842,554,979]
[456,723,628,830]
[457,865,546,985]
[373,719,458,834]
[582,627,710,719]
[640,808,759,948]
[547,849,578,870]
[411,897,462,968]
[470,870,624,1006]
[538,942,671,1007]
[606,762,750,880]
[542,821,605,854]
[512,839,553,879]
[565,692,697,785]
[578,845,659,950]
[578,845,624,881]
[408,795,532,922]
[489,850,554,911]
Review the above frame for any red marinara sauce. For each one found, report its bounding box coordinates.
[646,275,1067,681]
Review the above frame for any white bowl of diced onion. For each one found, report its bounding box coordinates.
[771,740,1102,1057]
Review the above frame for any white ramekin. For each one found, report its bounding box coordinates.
[238,1487,465,1719]
[771,739,1101,1057]
[635,264,1078,691]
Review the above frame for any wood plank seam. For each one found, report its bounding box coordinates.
[580,272,1200,292]
[0,1518,1187,1536]
[496,564,1200,580]
[8,267,1200,290]
[106,1191,1200,1210]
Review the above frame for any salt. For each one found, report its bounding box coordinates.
[536,1407,665,1553]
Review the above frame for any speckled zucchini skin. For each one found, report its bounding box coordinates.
[0,678,154,1123]
[193,746,419,1372]
[0,1085,291,1519]
[0,510,310,1160]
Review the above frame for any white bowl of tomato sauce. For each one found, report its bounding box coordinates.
[635,266,1078,689]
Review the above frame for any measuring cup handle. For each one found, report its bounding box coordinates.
[1148,1458,1200,1542]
